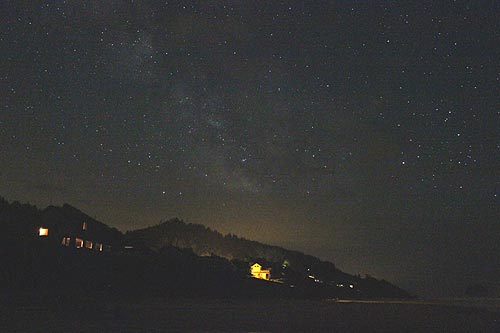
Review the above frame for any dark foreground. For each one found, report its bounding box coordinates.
[1,296,499,332]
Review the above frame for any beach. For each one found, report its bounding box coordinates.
[1,297,498,332]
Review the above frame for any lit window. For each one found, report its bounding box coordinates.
[82,222,88,231]
[39,227,49,237]
[61,237,71,246]
[75,238,84,248]
[84,240,93,249]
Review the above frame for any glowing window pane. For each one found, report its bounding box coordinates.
[39,227,49,237]
[61,237,71,246]
[75,238,84,248]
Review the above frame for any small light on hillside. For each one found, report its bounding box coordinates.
[39,227,49,237]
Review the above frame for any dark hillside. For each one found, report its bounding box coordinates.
[126,218,335,272]
[41,204,123,246]
[0,197,412,299]
[126,219,412,298]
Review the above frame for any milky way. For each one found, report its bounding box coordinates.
[1,1,498,297]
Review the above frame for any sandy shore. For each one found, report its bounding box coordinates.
[1,297,499,332]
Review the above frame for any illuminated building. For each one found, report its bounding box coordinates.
[36,204,121,252]
[250,263,271,280]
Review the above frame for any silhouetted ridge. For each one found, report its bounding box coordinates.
[127,218,341,275]
[0,196,413,299]
[42,203,122,243]
[126,219,412,298]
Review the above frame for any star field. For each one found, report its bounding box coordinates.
[1,1,498,297]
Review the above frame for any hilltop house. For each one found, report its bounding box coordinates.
[250,263,271,280]
[37,204,122,252]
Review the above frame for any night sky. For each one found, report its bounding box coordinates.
[1,1,498,297]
